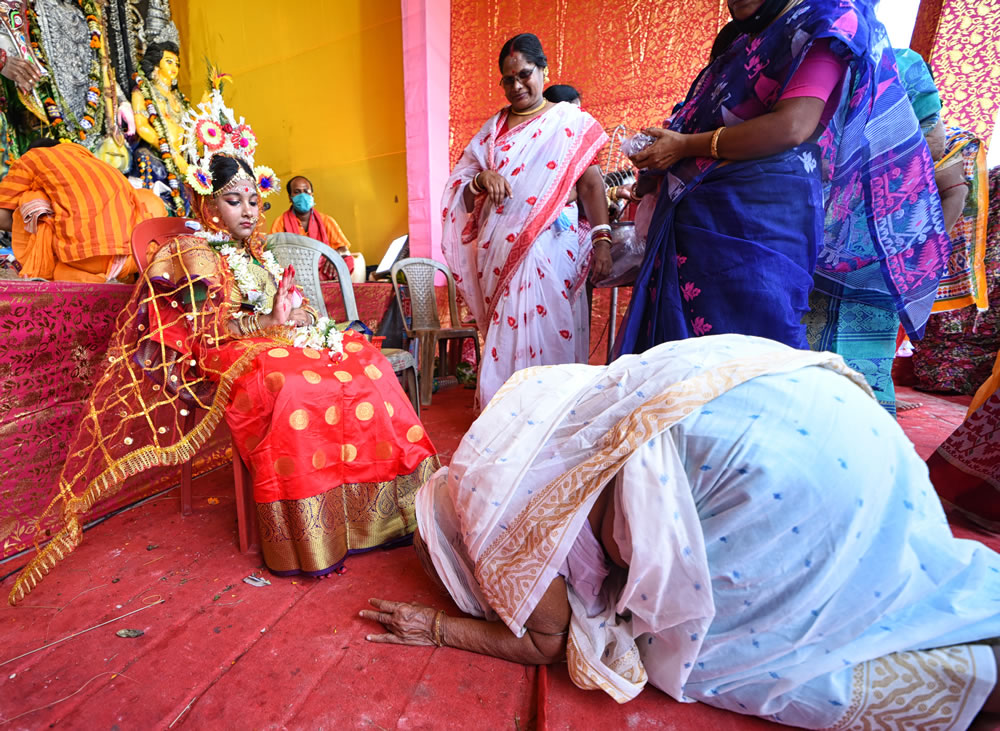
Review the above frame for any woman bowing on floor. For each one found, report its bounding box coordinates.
[441,33,611,410]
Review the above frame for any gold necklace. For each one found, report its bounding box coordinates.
[510,99,546,116]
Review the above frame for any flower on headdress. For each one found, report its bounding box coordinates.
[254,166,279,198]
[231,125,256,151]
[187,166,213,195]
[195,118,225,151]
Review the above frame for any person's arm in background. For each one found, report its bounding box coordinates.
[576,165,612,281]
[935,161,968,237]
[322,213,352,253]
[0,207,12,232]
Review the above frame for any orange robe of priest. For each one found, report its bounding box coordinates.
[0,143,159,282]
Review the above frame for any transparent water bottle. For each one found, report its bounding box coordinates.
[621,131,655,158]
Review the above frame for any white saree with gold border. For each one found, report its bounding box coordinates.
[416,334,999,729]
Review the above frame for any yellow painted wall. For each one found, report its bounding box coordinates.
[171,0,408,261]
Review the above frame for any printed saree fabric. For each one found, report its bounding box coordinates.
[893,47,941,133]
[9,234,438,604]
[417,334,1000,728]
[927,354,1000,532]
[931,128,989,313]
[622,0,947,348]
[912,166,1000,394]
[441,102,607,407]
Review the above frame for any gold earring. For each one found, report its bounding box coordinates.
[543,68,550,82]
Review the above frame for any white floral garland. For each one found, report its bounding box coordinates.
[200,237,346,358]
[216,243,283,314]
[292,317,345,359]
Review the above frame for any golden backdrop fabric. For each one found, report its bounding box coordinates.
[911,0,1000,148]
[448,0,729,165]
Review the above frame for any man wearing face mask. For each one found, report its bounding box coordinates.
[270,175,358,279]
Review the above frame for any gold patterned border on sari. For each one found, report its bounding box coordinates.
[256,455,439,574]
[475,350,874,633]
[825,645,991,731]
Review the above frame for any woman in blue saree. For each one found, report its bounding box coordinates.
[615,0,949,406]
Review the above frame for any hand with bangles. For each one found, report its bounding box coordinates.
[474,170,512,207]
[590,240,612,281]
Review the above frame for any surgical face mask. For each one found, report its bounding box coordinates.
[291,192,314,214]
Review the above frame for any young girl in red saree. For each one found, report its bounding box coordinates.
[10,91,438,604]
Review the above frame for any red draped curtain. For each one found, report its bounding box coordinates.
[448,0,729,165]
[911,0,1000,148]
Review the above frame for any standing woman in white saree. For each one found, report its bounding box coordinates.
[441,33,611,409]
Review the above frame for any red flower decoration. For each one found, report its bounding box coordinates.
[491,347,499,361]
[566,249,576,261]
[506,233,516,242]
[536,305,547,316]
[526,196,537,205]
[501,144,512,151]
[559,330,572,339]
[565,128,574,137]
[507,316,518,329]
[530,346,536,359]
[493,267,501,276]
[496,205,504,214]
[546,161,557,169]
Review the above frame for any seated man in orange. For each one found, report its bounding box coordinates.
[0,139,163,282]
[269,175,358,280]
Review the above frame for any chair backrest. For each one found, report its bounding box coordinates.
[267,232,358,321]
[130,217,201,271]
[390,257,462,332]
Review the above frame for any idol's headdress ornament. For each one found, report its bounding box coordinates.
[180,89,279,198]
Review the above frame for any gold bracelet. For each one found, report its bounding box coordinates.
[592,237,612,247]
[710,126,725,160]
[432,609,446,647]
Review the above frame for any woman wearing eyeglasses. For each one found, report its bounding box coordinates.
[441,33,612,410]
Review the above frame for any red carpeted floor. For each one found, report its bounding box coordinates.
[1,385,997,730]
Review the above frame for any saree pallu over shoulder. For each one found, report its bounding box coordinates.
[930,128,989,313]
[440,103,608,327]
[660,0,948,338]
[8,236,284,605]
[417,335,873,701]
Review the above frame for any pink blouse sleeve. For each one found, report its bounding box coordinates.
[781,39,847,104]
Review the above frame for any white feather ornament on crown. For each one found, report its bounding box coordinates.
[180,89,279,198]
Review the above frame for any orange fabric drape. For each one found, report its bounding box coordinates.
[448,0,729,166]
[0,144,151,280]
[910,0,1000,149]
